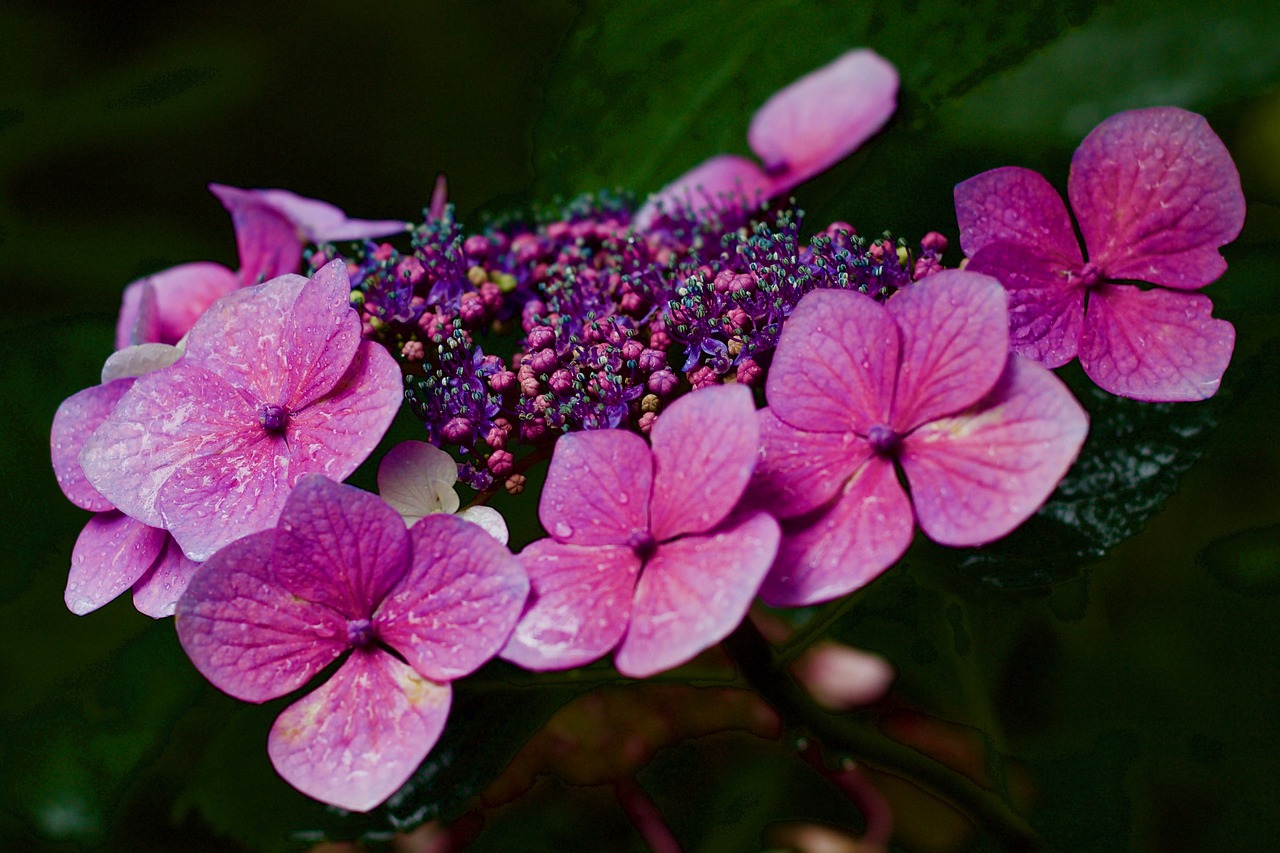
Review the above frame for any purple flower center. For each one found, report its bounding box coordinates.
[258,403,288,432]
[866,423,899,455]
[1078,262,1104,289]
[346,618,375,648]
[627,527,657,561]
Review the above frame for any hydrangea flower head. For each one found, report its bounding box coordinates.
[752,271,1088,606]
[81,260,403,561]
[176,475,528,811]
[954,107,1246,401]
[501,384,780,678]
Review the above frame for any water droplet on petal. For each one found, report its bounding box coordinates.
[553,521,574,539]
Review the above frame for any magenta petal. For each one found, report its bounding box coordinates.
[886,270,1009,432]
[268,649,450,813]
[65,512,166,615]
[1079,284,1235,402]
[616,511,780,679]
[116,278,160,349]
[759,456,914,608]
[118,262,239,348]
[52,379,135,511]
[1069,107,1246,290]
[954,167,1083,262]
[176,530,347,702]
[500,539,640,671]
[748,49,898,191]
[751,408,871,520]
[767,289,898,434]
[635,155,773,230]
[209,183,304,285]
[253,188,409,243]
[649,385,759,541]
[901,356,1088,546]
[968,241,1086,368]
[538,430,651,546]
[376,514,528,682]
[132,538,201,618]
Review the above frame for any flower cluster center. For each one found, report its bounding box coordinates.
[866,423,900,455]
[258,403,289,432]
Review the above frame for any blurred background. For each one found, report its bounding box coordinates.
[3,1,1280,851]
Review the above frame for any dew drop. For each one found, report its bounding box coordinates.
[553,521,574,539]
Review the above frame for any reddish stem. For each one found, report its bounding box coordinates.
[615,776,683,853]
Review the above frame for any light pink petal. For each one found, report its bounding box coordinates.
[378,441,461,524]
[886,270,1010,432]
[1069,107,1246,290]
[953,167,1083,261]
[748,49,898,192]
[759,456,914,608]
[749,408,871,519]
[65,511,166,615]
[253,187,410,243]
[1079,284,1234,402]
[456,506,509,544]
[428,173,449,221]
[616,511,780,679]
[116,278,160,349]
[500,539,640,671]
[268,476,410,619]
[101,343,184,384]
[901,355,1088,546]
[268,649,450,812]
[131,538,201,618]
[175,529,347,703]
[80,363,255,528]
[634,155,773,230]
[52,379,135,511]
[538,430,651,547]
[376,514,528,681]
[649,385,759,541]
[968,241,1086,368]
[117,263,240,349]
[209,183,304,285]
[767,289,898,434]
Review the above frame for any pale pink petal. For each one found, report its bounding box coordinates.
[268,649,450,813]
[1069,107,1246,290]
[116,278,160,349]
[117,262,240,348]
[759,456,914,608]
[175,529,347,702]
[791,642,895,710]
[209,183,304,285]
[767,289,897,434]
[377,441,461,524]
[968,241,1086,368]
[253,187,409,243]
[65,512,166,615]
[268,476,410,619]
[900,356,1088,546]
[101,343,184,383]
[616,511,780,679]
[750,408,872,519]
[456,506,509,544]
[52,379,134,512]
[1079,284,1234,401]
[953,166,1083,261]
[131,538,201,618]
[748,49,898,191]
[428,173,449,221]
[377,514,528,681]
[649,385,759,541]
[538,430,652,546]
[634,155,773,230]
[500,539,640,671]
[886,270,1009,432]
[279,260,365,409]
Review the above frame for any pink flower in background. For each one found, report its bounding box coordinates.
[954,107,1246,401]
[377,440,509,543]
[751,271,1088,607]
[82,260,402,561]
[636,49,898,228]
[176,475,528,812]
[501,384,780,678]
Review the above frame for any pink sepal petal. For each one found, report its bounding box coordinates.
[954,167,1083,262]
[117,279,160,350]
[175,530,347,703]
[52,379,135,511]
[101,344,184,384]
[65,511,166,615]
[132,539,201,618]
[499,539,640,671]
[968,241,1085,368]
[635,155,773,230]
[270,476,410,619]
[376,514,528,682]
[252,188,410,243]
[901,356,1088,547]
[538,430,651,546]
[748,49,898,191]
[1069,107,1246,290]
[767,289,897,434]
[116,262,240,348]
[209,183,303,285]
[759,456,913,608]
[751,408,871,519]
[428,174,449,221]
[268,649,450,813]
[886,270,1009,432]
[377,441,461,522]
[1080,284,1234,402]
[616,511,780,679]
[649,385,759,541]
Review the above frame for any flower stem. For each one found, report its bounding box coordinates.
[615,776,683,853]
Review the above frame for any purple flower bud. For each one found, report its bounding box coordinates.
[526,325,556,351]
[620,291,646,313]
[486,421,511,449]
[913,256,944,280]
[549,369,574,395]
[638,411,657,434]
[258,403,288,432]
[396,256,426,286]
[648,369,679,396]
[489,369,517,393]
[505,473,527,495]
[921,231,948,253]
[522,417,547,442]
[688,366,719,389]
[441,417,473,443]
[736,357,764,386]
[460,293,487,326]
[637,348,667,371]
[527,348,559,374]
[487,449,515,477]
[620,339,644,361]
[520,376,541,398]
[463,234,492,260]
[401,340,425,362]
